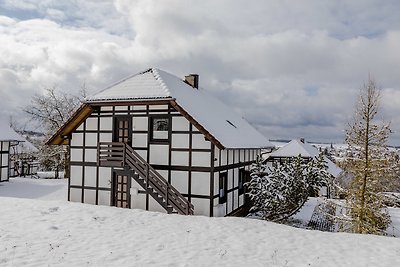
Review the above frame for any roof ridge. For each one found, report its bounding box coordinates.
[85,68,153,101]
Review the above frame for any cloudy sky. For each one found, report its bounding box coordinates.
[1,0,400,144]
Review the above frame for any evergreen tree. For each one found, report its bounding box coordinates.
[344,77,392,234]
[246,154,330,221]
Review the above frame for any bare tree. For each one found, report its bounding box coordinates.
[344,77,393,234]
[24,87,81,178]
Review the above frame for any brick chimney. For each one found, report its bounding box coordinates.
[184,74,199,89]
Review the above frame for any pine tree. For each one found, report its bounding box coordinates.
[344,77,392,234]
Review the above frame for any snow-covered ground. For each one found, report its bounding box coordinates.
[0,177,67,201]
[1,178,400,266]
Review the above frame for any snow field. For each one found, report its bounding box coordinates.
[1,196,400,266]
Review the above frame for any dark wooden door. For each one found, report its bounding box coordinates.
[113,173,129,208]
[114,116,132,144]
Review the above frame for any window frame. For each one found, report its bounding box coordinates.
[149,115,170,144]
[219,172,228,204]
[238,168,245,195]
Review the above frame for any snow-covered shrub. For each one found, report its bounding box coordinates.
[246,154,330,221]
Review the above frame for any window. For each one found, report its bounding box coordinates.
[150,117,169,142]
[238,168,245,195]
[219,172,227,204]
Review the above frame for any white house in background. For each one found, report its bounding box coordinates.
[264,139,343,197]
[47,68,273,216]
[0,119,25,182]
[9,139,39,177]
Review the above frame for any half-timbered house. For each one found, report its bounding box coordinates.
[0,119,25,182]
[47,68,273,216]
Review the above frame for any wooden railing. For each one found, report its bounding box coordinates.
[98,142,194,215]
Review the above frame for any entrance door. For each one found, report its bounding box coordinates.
[114,116,132,144]
[113,173,129,208]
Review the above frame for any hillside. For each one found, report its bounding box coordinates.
[1,196,400,266]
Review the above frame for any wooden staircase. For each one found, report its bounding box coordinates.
[97,142,194,215]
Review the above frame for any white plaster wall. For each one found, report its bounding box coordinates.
[234,150,240,163]
[132,133,147,147]
[99,133,112,142]
[70,148,83,161]
[149,105,168,110]
[171,151,188,166]
[170,170,188,194]
[71,133,83,146]
[171,134,189,148]
[214,147,220,164]
[130,178,147,210]
[233,190,239,210]
[172,117,189,131]
[220,150,227,166]
[1,168,7,181]
[2,153,8,166]
[1,141,9,151]
[98,191,111,206]
[85,149,97,162]
[84,189,96,204]
[115,106,128,111]
[191,198,209,216]
[100,117,112,131]
[133,117,148,131]
[227,192,232,214]
[130,191,146,210]
[86,117,98,130]
[132,105,146,110]
[213,203,225,217]
[70,188,81,203]
[191,172,209,195]
[70,166,82,186]
[228,150,234,164]
[85,133,97,146]
[239,149,245,162]
[100,106,113,111]
[149,145,169,165]
[98,167,112,188]
[84,166,97,187]
[192,134,210,149]
[191,152,210,167]
[233,168,239,187]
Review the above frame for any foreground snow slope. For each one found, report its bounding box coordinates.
[1,198,399,266]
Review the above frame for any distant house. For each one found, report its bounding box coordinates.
[47,68,273,216]
[9,139,39,177]
[0,120,25,182]
[264,139,342,197]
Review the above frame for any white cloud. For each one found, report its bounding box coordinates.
[1,0,400,144]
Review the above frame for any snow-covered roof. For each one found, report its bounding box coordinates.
[86,68,273,149]
[267,139,342,177]
[13,140,39,153]
[0,119,25,142]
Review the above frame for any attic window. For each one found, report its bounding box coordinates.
[226,120,237,128]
